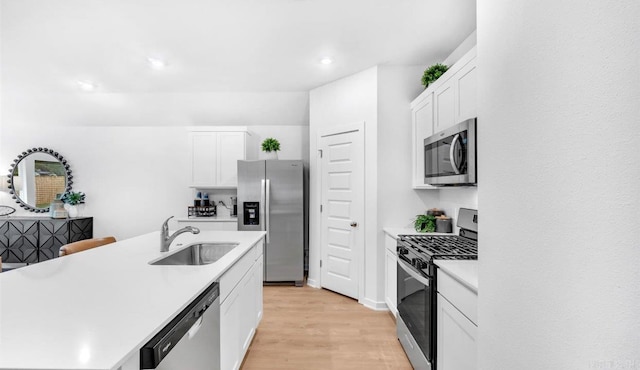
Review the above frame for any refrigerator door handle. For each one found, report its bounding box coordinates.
[260,179,267,240]
[265,179,271,244]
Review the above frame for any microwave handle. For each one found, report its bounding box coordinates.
[450,133,462,175]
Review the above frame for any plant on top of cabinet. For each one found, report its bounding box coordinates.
[61,191,85,205]
[61,191,85,218]
[261,138,280,152]
[421,63,449,88]
[261,137,280,159]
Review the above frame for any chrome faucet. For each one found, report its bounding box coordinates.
[160,216,200,252]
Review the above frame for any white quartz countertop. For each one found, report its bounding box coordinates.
[434,260,479,293]
[383,227,452,239]
[176,216,238,222]
[0,230,265,370]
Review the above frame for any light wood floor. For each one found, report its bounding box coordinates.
[241,286,412,370]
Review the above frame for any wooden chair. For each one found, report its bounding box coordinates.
[59,237,117,257]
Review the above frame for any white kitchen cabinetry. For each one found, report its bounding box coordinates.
[436,268,478,370]
[434,78,456,133]
[455,57,477,122]
[384,233,398,317]
[188,127,251,188]
[410,46,477,189]
[220,284,241,370]
[410,93,436,189]
[219,241,264,370]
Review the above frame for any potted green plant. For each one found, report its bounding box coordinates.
[61,191,86,218]
[261,138,281,159]
[413,213,436,233]
[421,63,449,89]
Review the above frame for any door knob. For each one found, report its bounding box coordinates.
[350,221,358,228]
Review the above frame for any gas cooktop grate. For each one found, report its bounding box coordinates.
[400,235,478,261]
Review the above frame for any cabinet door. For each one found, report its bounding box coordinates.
[38,220,68,261]
[384,246,397,317]
[434,78,456,132]
[220,287,241,370]
[68,218,93,242]
[455,57,477,122]
[217,132,246,187]
[437,294,478,370]
[411,93,435,189]
[239,267,256,357]
[189,132,217,186]
[6,220,39,263]
[254,255,264,324]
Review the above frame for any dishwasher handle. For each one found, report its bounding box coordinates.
[140,283,220,369]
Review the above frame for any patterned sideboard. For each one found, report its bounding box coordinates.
[0,217,93,263]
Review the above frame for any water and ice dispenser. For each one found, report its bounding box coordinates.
[243,202,260,225]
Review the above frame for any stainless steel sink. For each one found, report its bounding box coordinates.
[150,242,239,265]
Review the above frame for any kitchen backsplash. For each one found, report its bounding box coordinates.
[437,187,478,233]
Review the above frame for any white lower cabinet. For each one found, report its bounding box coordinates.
[220,286,241,370]
[436,294,477,370]
[254,256,264,324]
[383,234,397,316]
[219,242,264,370]
[436,268,478,370]
[239,264,256,354]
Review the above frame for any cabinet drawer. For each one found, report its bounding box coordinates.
[437,269,478,325]
[219,243,257,303]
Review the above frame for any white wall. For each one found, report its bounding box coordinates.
[309,65,442,309]
[2,92,309,127]
[0,124,309,240]
[308,67,378,301]
[477,1,640,369]
[435,188,477,233]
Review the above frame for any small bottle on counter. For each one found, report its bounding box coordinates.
[202,193,210,207]
[194,191,202,207]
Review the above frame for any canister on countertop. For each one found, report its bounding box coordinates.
[436,216,452,233]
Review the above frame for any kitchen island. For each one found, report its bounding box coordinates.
[0,230,265,370]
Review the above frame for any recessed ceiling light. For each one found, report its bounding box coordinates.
[320,57,334,65]
[76,80,97,92]
[147,57,167,70]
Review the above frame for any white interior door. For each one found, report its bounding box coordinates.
[319,126,364,300]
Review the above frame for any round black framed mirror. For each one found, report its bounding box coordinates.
[6,148,73,213]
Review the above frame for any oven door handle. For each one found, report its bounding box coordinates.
[398,258,431,287]
[450,133,461,175]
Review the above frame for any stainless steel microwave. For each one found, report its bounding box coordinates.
[424,118,477,186]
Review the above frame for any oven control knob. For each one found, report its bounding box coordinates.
[413,259,427,269]
[397,247,408,255]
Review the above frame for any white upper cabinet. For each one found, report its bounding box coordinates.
[434,78,456,132]
[410,46,477,189]
[411,92,436,189]
[188,127,251,188]
[455,57,477,122]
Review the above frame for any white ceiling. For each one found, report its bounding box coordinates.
[1,0,476,94]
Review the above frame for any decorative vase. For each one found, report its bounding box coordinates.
[264,151,279,160]
[65,204,79,218]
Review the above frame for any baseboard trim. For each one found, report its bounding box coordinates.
[306,278,320,288]
[361,297,389,311]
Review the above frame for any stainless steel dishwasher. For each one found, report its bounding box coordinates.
[140,282,220,370]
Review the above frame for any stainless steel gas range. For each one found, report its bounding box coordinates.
[396,208,478,370]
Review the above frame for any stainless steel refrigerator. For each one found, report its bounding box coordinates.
[237,160,304,286]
